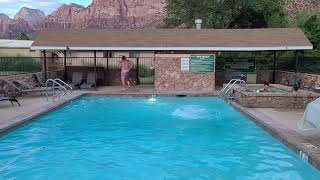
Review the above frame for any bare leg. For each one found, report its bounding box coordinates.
[121,73,126,90]
[127,81,131,88]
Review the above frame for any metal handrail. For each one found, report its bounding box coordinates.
[54,78,73,94]
[224,80,246,96]
[45,79,67,101]
[221,79,246,100]
[220,79,238,95]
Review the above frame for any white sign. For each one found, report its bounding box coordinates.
[181,58,190,71]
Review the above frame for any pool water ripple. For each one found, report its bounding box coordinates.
[0,96,319,179]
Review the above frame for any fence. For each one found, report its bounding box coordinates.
[0,57,64,76]
[67,57,154,85]
[0,57,41,76]
[0,56,155,85]
[217,51,320,74]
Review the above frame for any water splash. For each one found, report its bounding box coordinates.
[172,105,208,120]
[147,94,157,103]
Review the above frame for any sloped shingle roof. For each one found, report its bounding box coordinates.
[31,28,313,51]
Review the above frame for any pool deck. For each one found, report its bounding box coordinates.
[1,86,320,169]
[232,103,320,169]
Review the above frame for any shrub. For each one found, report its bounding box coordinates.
[138,65,154,78]
[0,56,41,75]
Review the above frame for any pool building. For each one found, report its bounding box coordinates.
[30,28,312,91]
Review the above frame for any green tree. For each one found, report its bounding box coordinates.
[164,0,287,29]
[18,33,30,40]
[297,15,320,50]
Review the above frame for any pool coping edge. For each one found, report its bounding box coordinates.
[229,100,320,170]
[0,93,87,137]
[1,93,320,171]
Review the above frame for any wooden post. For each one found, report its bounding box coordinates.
[94,51,97,90]
[64,50,67,80]
[43,50,47,81]
[273,51,276,83]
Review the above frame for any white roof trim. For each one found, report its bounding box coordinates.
[0,39,34,48]
[30,45,313,51]
[30,46,67,50]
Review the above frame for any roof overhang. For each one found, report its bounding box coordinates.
[31,28,314,52]
[30,45,313,51]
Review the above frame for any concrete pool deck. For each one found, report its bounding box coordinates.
[0,86,320,170]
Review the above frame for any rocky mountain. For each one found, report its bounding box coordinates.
[0,0,165,39]
[0,7,44,39]
[14,7,46,29]
[0,13,11,37]
[44,0,166,29]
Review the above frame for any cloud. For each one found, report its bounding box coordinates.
[0,0,91,18]
[0,0,11,3]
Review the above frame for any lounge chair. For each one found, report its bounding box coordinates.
[0,96,20,106]
[81,73,96,89]
[12,80,52,94]
[69,72,83,89]
[32,74,45,87]
[315,84,320,93]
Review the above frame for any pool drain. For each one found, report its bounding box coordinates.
[176,94,187,97]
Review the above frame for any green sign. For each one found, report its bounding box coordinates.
[190,55,215,73]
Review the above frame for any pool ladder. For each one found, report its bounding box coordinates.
[220,79,246,100]
[45,79,73,102]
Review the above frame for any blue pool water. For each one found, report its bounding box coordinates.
[0,97,319,179]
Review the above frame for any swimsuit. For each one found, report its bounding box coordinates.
[121,70,130,81]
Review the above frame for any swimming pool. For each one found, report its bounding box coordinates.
[246,85,288,93]
[0,96,319,179]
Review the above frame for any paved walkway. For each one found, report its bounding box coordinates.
[254,108,303,131]
[234,104,320,168]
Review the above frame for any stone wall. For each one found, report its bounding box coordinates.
[275,71,320,91]
[154,57,215,91]
[256,70,273,84]
[233,84,320,109]
[253,70,320,92]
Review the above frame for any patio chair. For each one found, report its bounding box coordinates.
[0,79,22,97]
[81,73,96,89]
[32,74,45,87]
[69,72,83,89]
[315,84,320,93]
[12,80,52,94]
[0,96,20,106]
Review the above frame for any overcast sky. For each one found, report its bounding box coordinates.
[0,0,92,18]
